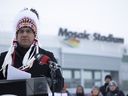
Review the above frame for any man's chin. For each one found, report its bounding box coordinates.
[20,44,31,48]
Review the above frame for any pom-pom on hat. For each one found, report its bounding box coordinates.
[14,8,39,36]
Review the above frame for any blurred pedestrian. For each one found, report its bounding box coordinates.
[89,86,103,96]
[75,85,87,96]
[100,75,112,96]
[61,83,72,96]
[107,80,125,96]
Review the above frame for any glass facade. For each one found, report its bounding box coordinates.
[62,69,118,89]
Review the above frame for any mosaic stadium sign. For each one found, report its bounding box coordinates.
[58,28,124,44]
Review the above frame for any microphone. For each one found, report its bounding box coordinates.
[35,53,50,64]
[35,53,61,70]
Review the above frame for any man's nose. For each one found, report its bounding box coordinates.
[22,31,28,35]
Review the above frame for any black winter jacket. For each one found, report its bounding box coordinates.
[100,83,110,96]
[0,46,64,93]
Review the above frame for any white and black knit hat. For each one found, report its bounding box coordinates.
[14,8,39,37]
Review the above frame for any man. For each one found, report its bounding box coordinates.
[100,75,112,96]
[0,8,64,92]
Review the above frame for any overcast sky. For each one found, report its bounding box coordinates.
[0,0,128,44]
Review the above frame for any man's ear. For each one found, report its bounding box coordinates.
[34,34,36,37]
[34,31,37,37]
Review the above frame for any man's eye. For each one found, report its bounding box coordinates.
[26,30,30,33]
[26,30,32,33]
[19,30,24,33]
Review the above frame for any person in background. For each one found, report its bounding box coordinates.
[75,85,86,96]
[89,86,102,96]
[61,83,72,96]
[0,8,64,93]
[107,80,125,96]
[100,75,112,96]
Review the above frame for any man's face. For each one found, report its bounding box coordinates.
[105,78,111,83]
[16,27,35,48]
